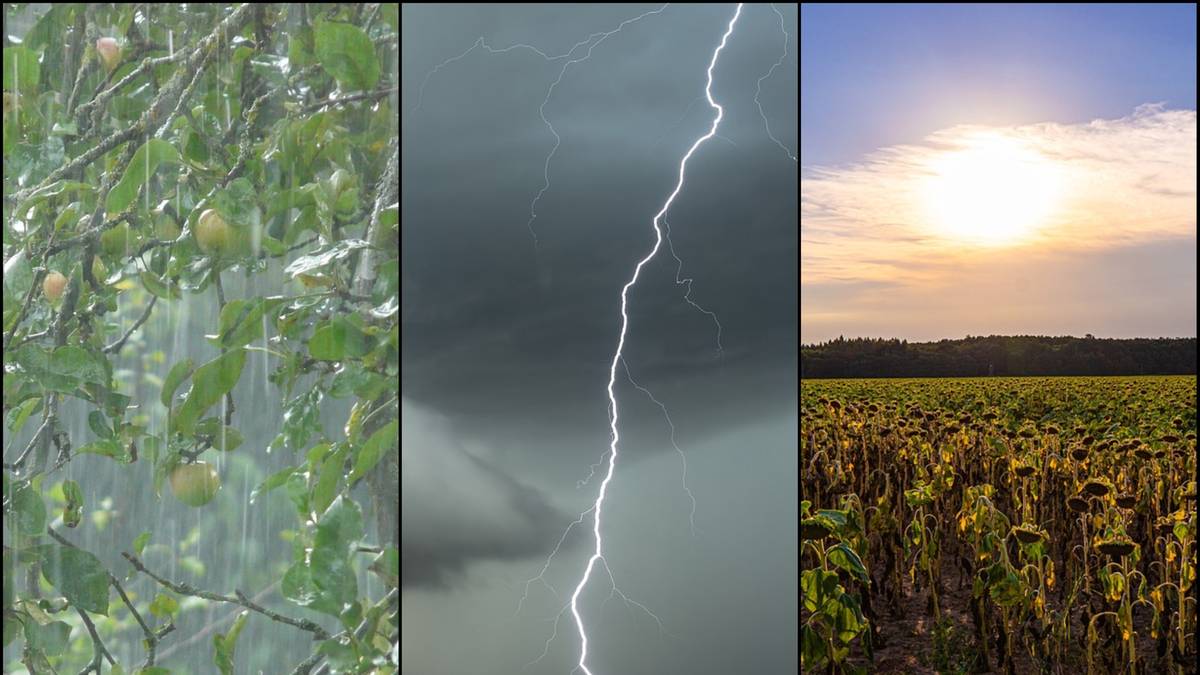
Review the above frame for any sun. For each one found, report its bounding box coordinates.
[920,134,1062,246]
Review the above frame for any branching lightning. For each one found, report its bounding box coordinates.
[410,5,796,672]
[524,4,671,248]
[567,6,745,674]
[410,5,672,249]
[755,4,798,162]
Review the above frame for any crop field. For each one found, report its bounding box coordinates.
[800,376,1198,674]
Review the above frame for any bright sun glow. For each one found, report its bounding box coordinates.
[921,134,1062,245]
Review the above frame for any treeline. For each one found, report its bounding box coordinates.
[801,335,1198,378]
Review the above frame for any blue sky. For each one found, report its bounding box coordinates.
[801,3,1197,167]
[801,3,1196,343]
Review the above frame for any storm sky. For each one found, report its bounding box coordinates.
[401,4,798,675]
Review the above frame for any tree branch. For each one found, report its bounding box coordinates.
[122,552,330,640]
[74,607,115,675]
[48,528,169,667]
[103,295,158,354]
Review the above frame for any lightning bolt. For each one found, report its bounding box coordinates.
[755,3,798,163]
[524,4,671,249]
[408,5,794,671]
[568,6,745,673]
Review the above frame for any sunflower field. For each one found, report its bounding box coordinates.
[800,376,1197,675]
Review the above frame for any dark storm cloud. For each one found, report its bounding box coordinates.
[402,4,798,438]
[400,400,583,587]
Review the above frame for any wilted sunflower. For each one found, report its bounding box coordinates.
[1096,538,1137,558]
[801,518,834,540]
[1115,494,1137,509]
[1012,525,1047,544]
[1082,480,1111,497]
[1067,496,1090,513]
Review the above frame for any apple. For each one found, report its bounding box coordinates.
[194,208,232,256]
[100,223,135,257]
[96,38,121,72]
[42,271,68,303]
[169,462,221,507]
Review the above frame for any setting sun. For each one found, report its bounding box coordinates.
[920,134,1062,245]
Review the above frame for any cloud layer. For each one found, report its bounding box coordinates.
[401,399,572,587]
[801,104,1197,342]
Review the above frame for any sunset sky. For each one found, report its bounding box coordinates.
[801,4,1197,343]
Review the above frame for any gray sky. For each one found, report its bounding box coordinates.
[401,3,798,674]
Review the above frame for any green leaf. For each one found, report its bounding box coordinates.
[141,271,179,300]
[308,321,345,361]
[134,531,152,556]
[161,358,195,407]
[368,547,399,588]
[250,466,298,503]
[23,620,71,657]
[76,439,131,463]
[309,548,358,615]
[209,177,262,230]
[317,636,359,669]
[826,543,869,584]
[12,483,47,535]
[41,545,111,615]
[213,611,248,675]
[106,139,180,214]
[213,298,283,349]
[174,348,246,436]
[88,410,113,439]
[7,396,42,433]
[3,47,41,93]
[314,22,380,91]
[308,317,372,362]
[207,426,243,452]
[315,495,364,555]
[348,420,396,485]
[149,593,180,620]
[312,446,346,517]
[11,344,109,393]
[285,239,371,278]
[62,480,83,529]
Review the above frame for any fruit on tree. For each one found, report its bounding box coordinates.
[194,209,232,255]
[169,462,221,507]
[96,38,121,72]
[42,271,67,302]
[100,223,135,257]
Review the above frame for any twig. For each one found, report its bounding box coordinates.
[48,529,167,666]
[299,87,397,113]
[352,138,398,297]
[2,268,47,351]
[302,589,399,675]
[155,582,279,661]
[122,552,330,639]
[74,607,115,675]
[103,295,158,354]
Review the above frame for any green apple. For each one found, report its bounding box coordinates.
[96,38,121,72]
[169,462,221,507]
[42,271,67,303]
[194,208,233,256]
[100,223,135,257]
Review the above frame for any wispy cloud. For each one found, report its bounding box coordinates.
[801,105,1196,342]
[801,104,1197,285]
